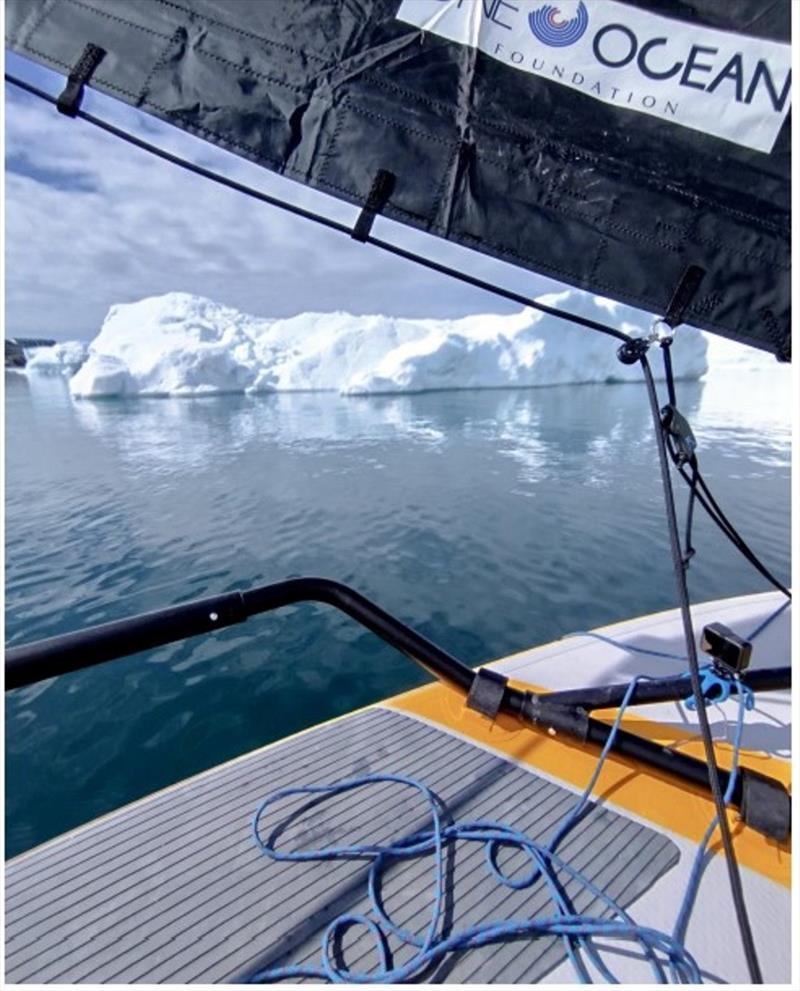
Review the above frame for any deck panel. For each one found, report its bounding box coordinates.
[5,707,678,984]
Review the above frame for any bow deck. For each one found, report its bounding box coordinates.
[5,592,791,984]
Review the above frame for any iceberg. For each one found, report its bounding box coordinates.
[703,333,780,374]
[69,291,708,399]
[25,341,88,375]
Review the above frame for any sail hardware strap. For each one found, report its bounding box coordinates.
[660,337,678,407]
[662,266,706,330]
[56,43,106,117]
[351,170,396,242]
[466,667,508,720]
[740,769,791,841]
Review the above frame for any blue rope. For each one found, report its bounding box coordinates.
[247,603,784,983]
[562,598,789,665]
[560,630,686,660]
[682,665,754,711]
[249,674,702,984]
[672,682,748,945]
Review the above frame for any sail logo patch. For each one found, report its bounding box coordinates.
[528,3,588,48]
[396,0,791,153]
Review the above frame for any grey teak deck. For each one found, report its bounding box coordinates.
[5,707,678,983]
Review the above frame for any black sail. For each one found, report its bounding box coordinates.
[5,0,791,357]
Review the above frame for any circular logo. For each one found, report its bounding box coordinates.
[529,2,589,47]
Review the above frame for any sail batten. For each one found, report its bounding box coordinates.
[5,0,791,357]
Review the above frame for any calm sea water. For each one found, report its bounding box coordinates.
[5,365,791,857]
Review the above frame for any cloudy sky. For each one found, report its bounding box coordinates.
[5,51,566,342]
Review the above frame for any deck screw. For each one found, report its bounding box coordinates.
[209,612,219,622]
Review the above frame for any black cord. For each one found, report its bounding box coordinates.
[659,342,790,599]
[640,354,763,984]
[4,71,634,347]
[693,465,790,596]
[664,435,791,598]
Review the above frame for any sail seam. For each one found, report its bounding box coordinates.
[472,150,786,263]
[151,0,332,66]
[189,46,314,97]
[138,28,182,107]
[19,43,140,105]
[360,76,787,236]
[62,0,172,40]
[14,0,54,50]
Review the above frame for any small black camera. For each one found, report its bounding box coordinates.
[700,623,752,675]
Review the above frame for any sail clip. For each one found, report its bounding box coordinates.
[663,265,706,329]
[57,43,106,117]
[660,404,697,465]
[352,170,395,242]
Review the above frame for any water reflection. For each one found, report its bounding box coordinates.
[694,367,791,467]
[7,369,789,667]
[39,376,707,479]
[5,365,791,857]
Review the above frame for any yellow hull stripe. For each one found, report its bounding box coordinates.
[386,678,790,886]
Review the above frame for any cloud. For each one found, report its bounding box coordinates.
[4,53,562,341]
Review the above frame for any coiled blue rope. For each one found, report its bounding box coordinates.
[249,674,708,984]
[248,604,784,983]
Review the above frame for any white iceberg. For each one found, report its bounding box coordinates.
[69,291,708,399]
[25,340,88,375]
[703,333,780,373]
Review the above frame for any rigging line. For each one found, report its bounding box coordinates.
[678,469,768,562]
[563,597,789,660]
[4,71,633,346]
[666,445,791,598]
[659,348,696,569]
[692,488,789,594]
[746,597,790,641]
[692,468,790,593]
[639,353,762,983]
[560,631,687,660]
[658,343,789,598]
